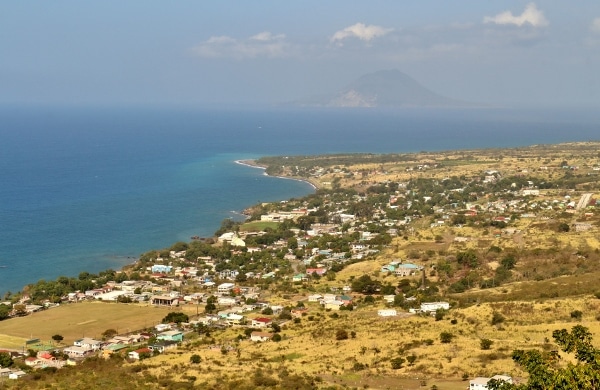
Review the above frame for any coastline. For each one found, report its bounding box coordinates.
[234,159,319,190]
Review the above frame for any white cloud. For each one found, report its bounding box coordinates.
[330,23,393,44]
[483,3,549,27]
[191,32,289,59]
[591,18,600,33]
[250,31,286,42]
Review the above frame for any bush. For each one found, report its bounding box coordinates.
[272,333,282,342]
[570,310,583,321]
[480,338,493,350]
[491,312,505,326]
[440,332,454,344]
[335,329,349,340]
[190,354,201,364]
[390,357,406,369]
[407,354,417,366]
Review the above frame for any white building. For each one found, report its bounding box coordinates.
[217,283,235,294]
[470,375,513,390]
[377,309,397,317]
[420,302,450,313]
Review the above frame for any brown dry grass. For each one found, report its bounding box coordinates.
[134,295,600,389]
[0,301,177,346]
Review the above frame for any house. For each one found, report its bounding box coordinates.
[217,296,237,306]
[305,268,327,276]
[223,313,244,325]
[308,294,322,302]
[156,330,184,342]
[148,340,178,353]
[155,323,172,332]
[323,300,344,311]
[421,302,450,313]
[151,265,172,273]
[151,295,179,307]
[378,309,397,317]
[8,370,27,380]
[469,375,513,390]
[250,332,273,342]
[73,337,102,351]
[338,295,353,306]
[0,368,12,377]
[217,283,235,294]
[128,348,152,360]
[292,273,307,282]
[251,317,272,328]
[64,345,91,358]
[394,263,422,277]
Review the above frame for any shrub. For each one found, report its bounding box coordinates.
[491,312,505,326]
[335,329,349,340]
[570,310,583,321]
[480,338,493,350]
[390,357,406,369]
[440,332,454,344]
[272,333,282,342]
[190,354,201,364]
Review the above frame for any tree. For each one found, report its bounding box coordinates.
[52,334,64,344]
[272,333,282,342]
[407,354,417,366]
[488,325,600,390]
[162,312,189,324]
[0,351,13,367]
[102,328,118,340]
[0,304,10,321]
[205,299,217,314]
[558,222,570,232]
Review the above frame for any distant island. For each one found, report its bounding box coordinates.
[292,69,475,108]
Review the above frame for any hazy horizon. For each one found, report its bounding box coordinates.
[2,2,600,108]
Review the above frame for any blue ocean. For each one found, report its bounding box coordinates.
[1,105,599,296]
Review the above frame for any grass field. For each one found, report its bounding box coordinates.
[0,301,177,348]
[240,220,280,232]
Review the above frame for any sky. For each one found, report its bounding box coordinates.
[1,1,600,108]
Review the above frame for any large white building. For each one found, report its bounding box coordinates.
[470,375,513,390]
[217,283,235,294]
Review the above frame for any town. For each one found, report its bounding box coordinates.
[1,142,599,389]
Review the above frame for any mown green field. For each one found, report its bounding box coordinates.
[240,220,279,232]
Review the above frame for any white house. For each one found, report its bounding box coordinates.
[8,371,27,380]
[250,332,273,342]
[217,283,235,294]
[469,375,512,390]
[307,294,323,302]
[73,337,102,351]
[420,302,450,313]
[377,309,397,317]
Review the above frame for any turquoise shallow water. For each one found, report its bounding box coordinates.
[1,105,598,295]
